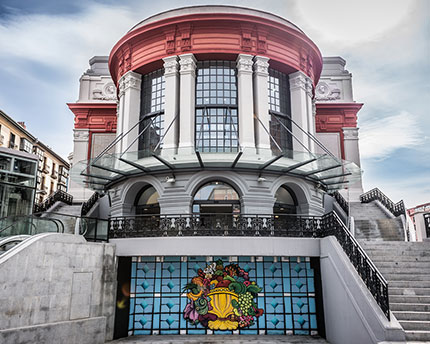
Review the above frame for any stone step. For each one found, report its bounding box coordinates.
[378,267,430,274]
[106,335,330,343]
[384,274,430,281]
[364,250,430,257]
[373,261,430,268]
[390,295,430,303]
[389,280,430,288]
[369,256,430,262]
[393,311,430,321]
[391,303,430,312]
[361,243,430,249]
[399,320,430,330]
[404,330,430,341]
[389,287,430,296]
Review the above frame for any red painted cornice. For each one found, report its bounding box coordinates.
[316,103,363,132]
[108,12,323,86]
[67,103,117,131]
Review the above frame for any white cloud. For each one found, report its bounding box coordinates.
[359,111,423,159]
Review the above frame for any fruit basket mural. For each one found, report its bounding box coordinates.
[183,259,264,330]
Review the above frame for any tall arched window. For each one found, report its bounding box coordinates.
[195,61,238,153]
[139,69,165,154]
[193,181,240,214]
[274,185,297,214]
[268,69,292,154]
[135,185,160,215]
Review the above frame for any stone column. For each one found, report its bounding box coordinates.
[305,78,316,153]
[162,56,180,154]
[69,129,92,202]
[237,54,256,152]
[253,56,271,153]
[289,71,311,153]
[117,71,141,154]
[343,127,363,200]
[178,54,197,154]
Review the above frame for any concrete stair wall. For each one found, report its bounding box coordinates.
[350,201,404,241]
[360,241,430,341]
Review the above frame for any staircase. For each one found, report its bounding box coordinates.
[42,203,82,234]
[360,241,430,341]
[350,202,404,241]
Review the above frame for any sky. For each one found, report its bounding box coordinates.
[0,0,428,207]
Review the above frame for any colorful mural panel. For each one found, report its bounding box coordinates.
[128,256,322,335]
[182,259,264,330]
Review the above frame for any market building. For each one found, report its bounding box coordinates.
[1,5,429,344]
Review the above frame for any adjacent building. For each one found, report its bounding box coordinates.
[407,202,430,241]
[0,109,70,204]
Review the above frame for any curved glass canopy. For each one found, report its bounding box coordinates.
[70,146,362,192]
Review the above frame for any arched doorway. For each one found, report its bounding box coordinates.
[274,185,297,215]
[135,185,160,215]
[192,181,240,214]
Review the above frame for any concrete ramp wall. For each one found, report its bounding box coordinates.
[0,233,117,344]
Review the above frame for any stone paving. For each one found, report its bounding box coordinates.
[106,335,329,344]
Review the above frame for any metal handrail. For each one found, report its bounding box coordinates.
[360,188,405,217]
[331,191,349,215]
[34,190,74,214]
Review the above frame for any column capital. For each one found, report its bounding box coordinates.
[163,55,179,77]
[253,55,270,76]
[179,53,197,76]
[236,54,254,74]
[342,127,359,140]
[289,70,311,92]
[73,129,89,142]
[118,71,141,98]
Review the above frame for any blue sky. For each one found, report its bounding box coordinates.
[0,0,428,207]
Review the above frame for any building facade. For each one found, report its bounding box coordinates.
[0,110,70,204]
[66,6,403,342]
[407,203,430,241]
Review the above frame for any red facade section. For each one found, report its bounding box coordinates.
[68,103,117,160]
[315,103,363,159]
[109,13,323,87]
[68,103,117,131]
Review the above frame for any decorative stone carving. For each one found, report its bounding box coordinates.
[237,54,253,74]
[163,56,179,76]
[179,54,197,75]
[315,82,341,101]
[73,130,89,142]
[165,28,177,54]
[253,56,269,76]
[179,24,192,51]
[118,71,141,98]
[305,78,313,97]
[92,82,117,101]
[289,72,308,91]
[342,127,359,140]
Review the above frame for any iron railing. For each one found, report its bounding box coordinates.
[108,211,390,319]
[331,191,349,215]
[109,214,323,238]
[360,188,405,217]
[321,212,390,319]
[34,190,73,213]
[81,191,100,216]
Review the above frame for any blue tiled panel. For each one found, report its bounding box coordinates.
[128,256,319,336]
